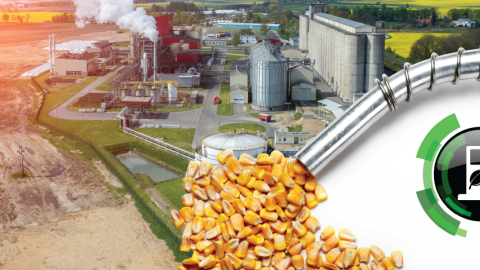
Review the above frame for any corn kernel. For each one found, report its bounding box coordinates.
[257,156,274,165]
[171,210,185,228]
[245,196,262,212]
[192,200,205,216]
[274,190,288,208]
[275,258,292,270]
[182,193,195,207]
[338,228,357,242]
[305,192,319,209]
[224,238,240,253]
[180,207,194,223]
[226,253,243,269]
[294,162,309,175]
[302,217,320,234]
[269,219,288,234]
[251,224,262,235]
[238,153,256,166]
[199,254,217,269]
[255,246,273,257]
[226,221,237,239]
[339,240,357,251]
[253,181,270,193]
[243,210,261,226]
[217,149,233,165]
[271,252,286,267]
[205,206,220,218]
[220,258,234,270]
[181,235,191,252]
[192,185,208,201]
[260,223,274,240]
[369,259,385,270]
[264,239,275,254]
[237,184,253,197]
[260,209,278,222]
[315,184,328,202]
[182,257,200,267]
[343,248,357,268]
[270,150,284,164]
[211,200,223,214]
[214,239,225,259]
[190,230,205,243]
[320,225,335,240]
[306,241,322,254]
[322,261,340,270]
[246,177,257,189]
[296,207,311,223]
[391,251,403,268]
[295,174,306,185]
[243,259,256,270]
[358,247,371,264]
[291,255,304,270]
[212,166,228,185]
[246,249,258,261]
[183,222,193,238]
[178,265,188,270]
[225,167,239,182]
[206,225,222,239]
[262,256,272,267]
[187,161,199,178]
[237,226,252,239]
[183,177,194,193]
[279,173,296,188]
[263,172,278,186]
[292,221,307,237]
[252,166,265,180]
[370,245,385,262]
[322,235,339,253]
[300,231,315,248]
[359,265,372,270]
[288,242,303,256]
[226,156,242,175]
[197,240,213,252]
[334,251,345,268]
[284,158,296,177]
[247,234,265,246]
[304,176,315,191]
[304,244,318,264]
[204,185,217,201]
[272,164,283,179]
[237,169,253,186]
[381,257,395,270]
[287,191,305,206]
[285,228,293,245]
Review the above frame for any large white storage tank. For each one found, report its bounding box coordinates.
[197,132,268,164]
[168,83,177,102]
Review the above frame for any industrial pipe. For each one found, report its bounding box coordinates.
[52,34,55,74]
[130,32,135,63]
[154,41,157,80]
[296,48,480,179]
[49,35,52,74]
[143,52,148,82]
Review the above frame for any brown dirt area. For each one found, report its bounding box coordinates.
[0,23,130,78]
[0,203,180,270]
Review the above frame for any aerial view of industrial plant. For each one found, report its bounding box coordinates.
[0,0,479,268]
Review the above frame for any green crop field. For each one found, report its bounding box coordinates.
[219,123,266,132]
[341,0,480,14]
[386,32,453,58]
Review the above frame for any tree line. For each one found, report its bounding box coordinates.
[2,13,31,23]
[409,30,480,62]
[51,13,75,23]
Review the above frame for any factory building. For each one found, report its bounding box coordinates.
[250,38,288,111]
[289,37,299,47]
[240,34,257,44]
[155,14,173,37]
[290,66,316,101]
[256,37,282,46]
[299,4,385,102]
[162,35,201,50]
[195,131,269,165]
[204,39,227,46]
[217,23,282,29]
[55,52,99,76]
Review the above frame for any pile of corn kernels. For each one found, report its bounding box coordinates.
[171,150,404,270]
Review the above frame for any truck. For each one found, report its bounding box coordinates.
[259,114,272,122]
[214,96,220,104]
[207,34,216,38]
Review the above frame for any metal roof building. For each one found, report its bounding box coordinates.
[216,23,282,29]
[299,4,384,103]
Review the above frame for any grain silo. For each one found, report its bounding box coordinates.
[250,38,288,111]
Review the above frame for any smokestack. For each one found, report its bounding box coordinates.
[130,32,135,63]
[49,35,52,74]
[52,34,56,75]
[153,41,157,80]
[143,52,148,82]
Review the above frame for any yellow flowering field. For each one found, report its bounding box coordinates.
[1,12,64,23]
[343,0,479,14]
[385,32,453,57]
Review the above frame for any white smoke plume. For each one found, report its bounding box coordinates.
[74,0,159,42]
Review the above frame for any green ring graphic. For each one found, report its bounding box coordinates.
[416,113,467,237]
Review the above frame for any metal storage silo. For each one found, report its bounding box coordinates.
[250,38,288,112]
[364,33,385,93]
[150,87,160,105]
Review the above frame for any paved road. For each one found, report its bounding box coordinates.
[48,65,124,121]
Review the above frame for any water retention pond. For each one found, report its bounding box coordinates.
[116,152,180,183]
